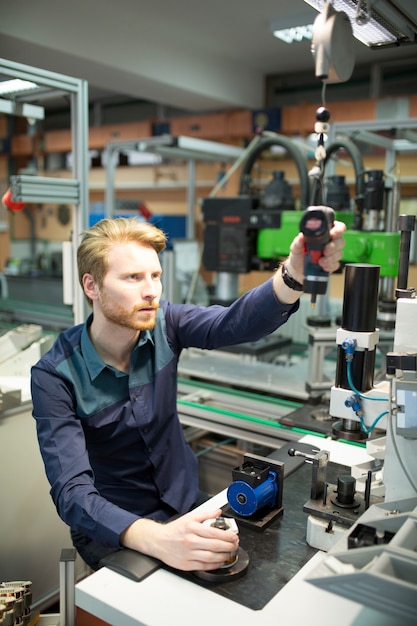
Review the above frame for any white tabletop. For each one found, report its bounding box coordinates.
[76,546,408,626]
[75,436,410,626]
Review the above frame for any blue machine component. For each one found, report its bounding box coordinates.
[227,470,279,517]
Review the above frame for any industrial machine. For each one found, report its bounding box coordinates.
[197,7,417,610]
[299,216,416,551]
[299,445,384,550]
[302,214,417,622]
[201,115,400,309]
[202,212,416,619]
[329,215,416,445]
[201,133,311,304]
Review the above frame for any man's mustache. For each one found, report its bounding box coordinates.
[134,302,159,312]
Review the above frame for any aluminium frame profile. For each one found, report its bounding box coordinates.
[0,57,89,325]
[10,175,80,204]
[0,97,45,120]
[104,135,244,240]
[326,116,417,187]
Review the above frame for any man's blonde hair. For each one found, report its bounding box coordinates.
[77,218,167,306]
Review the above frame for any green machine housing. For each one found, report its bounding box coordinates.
[202,197,400,278]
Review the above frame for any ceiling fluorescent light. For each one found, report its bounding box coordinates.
[304,0,405,47]
[0,79,39,96]
[272,24,314,43]
[270,12,317,44]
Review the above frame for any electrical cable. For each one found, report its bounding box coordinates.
[346,359,389,402]
[342,339,389,434]
[321,82,327,107]
[238,134,310,208]
[345,390,387,433]
[358,409,388,434]
[323,137,366,227]
[345,392,387,433]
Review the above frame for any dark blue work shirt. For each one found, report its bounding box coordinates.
[31,279,298,548]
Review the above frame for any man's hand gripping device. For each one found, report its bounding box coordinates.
[299,206,335,307]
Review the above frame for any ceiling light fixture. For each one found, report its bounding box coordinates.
[0,78,39,96]
[0,78,44,119]
[272,23,314,44]
[304,0,417,47]
[270,12,317,44]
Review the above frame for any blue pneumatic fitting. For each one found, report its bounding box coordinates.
[227,471,278,517]
[342,337,357,359]
[345,394,362,414]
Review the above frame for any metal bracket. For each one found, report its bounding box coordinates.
[59,548,76,626]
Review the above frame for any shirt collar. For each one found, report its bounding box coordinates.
[137,329,154,347]
[81,315,155,380]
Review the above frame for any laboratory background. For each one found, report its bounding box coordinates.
[0,1,417,625]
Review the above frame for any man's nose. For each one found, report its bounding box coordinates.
[142,277,159,298]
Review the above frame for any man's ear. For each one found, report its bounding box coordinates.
[82,273,99,301]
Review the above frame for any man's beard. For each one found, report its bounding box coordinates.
[99,295,159,331]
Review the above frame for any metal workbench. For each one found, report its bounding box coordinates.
[75,436,411,626]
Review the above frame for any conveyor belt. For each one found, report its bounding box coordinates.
[0,297,73,331]
[178,347,326,402]
[177,378,327,448]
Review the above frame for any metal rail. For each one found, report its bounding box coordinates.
[177,378,321,448]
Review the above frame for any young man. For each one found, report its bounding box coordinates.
[31,216,345,572]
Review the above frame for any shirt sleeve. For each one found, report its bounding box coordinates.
[166,278,300,350]
[31,361,138,547]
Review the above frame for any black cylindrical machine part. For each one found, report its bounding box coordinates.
[397,214,416,292]
[325,175,350,211]
[363,170,385,213]
[337,475,356,505]
[336,264,380,392]
[342,264,380,332]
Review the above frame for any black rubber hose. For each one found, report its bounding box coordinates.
[238,135,310,210]
[323,137,366,209]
